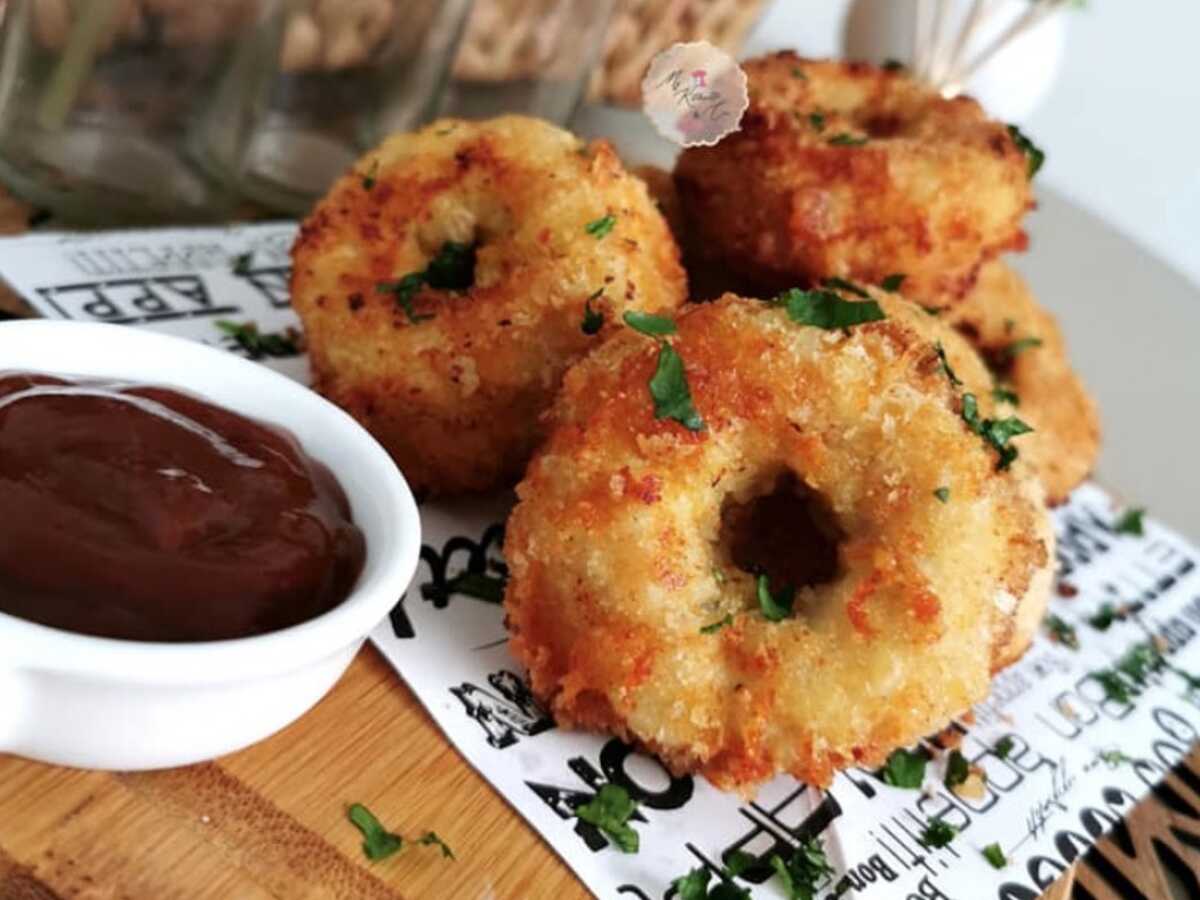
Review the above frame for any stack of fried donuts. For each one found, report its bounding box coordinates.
[290,54,1098,792]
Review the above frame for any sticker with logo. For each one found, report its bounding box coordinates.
[641,41,748,147]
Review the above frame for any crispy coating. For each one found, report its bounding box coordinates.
[944,261,1101,505]
[674,53,1032,303]
[504,291,1051,791]
[291,116,687,494]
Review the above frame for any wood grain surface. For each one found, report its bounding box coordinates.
[0,641,1196,900]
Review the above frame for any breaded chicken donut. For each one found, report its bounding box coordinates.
[504,289,1051,790]
[944,261,1100,505]
[291,115,688,494]
[674,53,1033,303]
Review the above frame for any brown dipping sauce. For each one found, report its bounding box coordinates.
[0,372,365,642]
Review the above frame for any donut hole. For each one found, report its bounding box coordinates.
[719,471,844,596]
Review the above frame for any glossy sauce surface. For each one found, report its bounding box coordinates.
[0,372,366,642]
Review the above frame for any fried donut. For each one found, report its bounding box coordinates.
[674,53,1033,303]
[504,289,1051,790]
[943,261,1100,505]
[291,116,688,494]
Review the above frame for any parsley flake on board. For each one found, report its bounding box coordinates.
[700,614,734,635]
[231,252,252,276]
[935,341,962,386]
[922,819,957,848]
[944,750,970,789]
[880,273,906,292]
[215,320,302,360]
[757,575,796,622]
[982,843,1007,869]
[582,289,605,335]
[1044,614,1080,649]
[828,133,868,146]
[585,214,617,238]
[770,836,834,900]
[1113,507,1146,536]
[1088,602,1120,631]
[650,342,705,431]
[774,288,886,329]
[575,784,640,853]
[934,487,951,503]
[1008,124,1045,178]
[1099,749,1133,767]
[623,310,678,336]
[960,392,1032,470]
[822,276,869,297]
[882,747,927,788]
[993,736,1015,760]
[346,803,454,863]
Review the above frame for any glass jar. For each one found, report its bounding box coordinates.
[194,0,475,216]
[0,0,270,224]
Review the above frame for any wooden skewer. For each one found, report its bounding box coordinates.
[946,0,1065,92]
[936,0,997,91]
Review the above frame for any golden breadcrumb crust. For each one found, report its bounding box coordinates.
[674,53,1032,303]
[945,261,1101,505]
[291,115,687,494]
[504,291,1050,791]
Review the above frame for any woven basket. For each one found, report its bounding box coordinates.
[454,0,766,107]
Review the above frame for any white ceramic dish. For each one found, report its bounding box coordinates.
[0,320,421,770]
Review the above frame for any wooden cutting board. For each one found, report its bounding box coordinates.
[0,640,1196,900]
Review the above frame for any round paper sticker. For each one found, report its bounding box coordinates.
[641,41,748,148]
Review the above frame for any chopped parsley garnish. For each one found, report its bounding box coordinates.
[880,273,906,292]
[809,112,826,132]
[882,58,905,71]
[994,736,1015,760]
[623,310,678,337]
[757,575,795,622]
[791,66,807,80]
[443,570,506,603]
[231,252,252,276]
[934,487,951,503]
[346,803,454,862]
[1113,507,1146,536]
[770,836,834,900]
[922,305,943,316]
[992,385,1020,406]
[1007,124,1045,178]
[215,320,302,360]
[585,214,617,238]
[575,784,639,853]
[1088,603,1119,631]
[650,342,705,431]
[828,133,868,146]
[377,241,476,323]
[882,747,926,788]
[982,843,1007,869]
[922,819,957,848]
[582,289,604,335]
[1099,749,1133,767]
[362,159,379,190]
[1093,669,1133,704]
[712,567,726,584]
[822,276,870,297]
[935,341,962,386]
[999,336,1043,362]
[960,392,1032,470]
[944,750,969,789]
[700,614,734,635]
[774,287,886,330]
[1044,614,1079,650]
